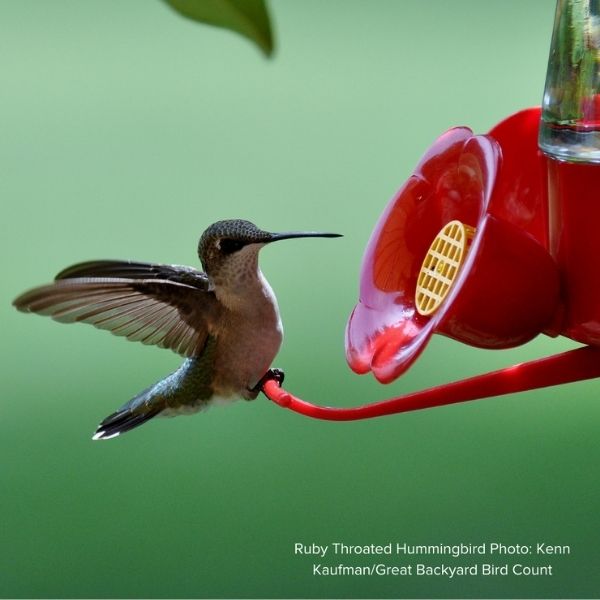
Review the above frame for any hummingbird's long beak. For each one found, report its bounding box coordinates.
[268,231,342,243]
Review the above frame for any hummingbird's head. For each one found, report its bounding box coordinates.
[198,219,341,289]
[198,220,271,277]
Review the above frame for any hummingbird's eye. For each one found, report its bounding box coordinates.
[219,238,245,254]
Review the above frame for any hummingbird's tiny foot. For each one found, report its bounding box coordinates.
[253,368,285,394]
[268,368,285,386]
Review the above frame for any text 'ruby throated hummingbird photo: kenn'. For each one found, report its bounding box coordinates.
[13,220,341,440]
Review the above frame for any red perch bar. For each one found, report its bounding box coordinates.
[262,346,600,420]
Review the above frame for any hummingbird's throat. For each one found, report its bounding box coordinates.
[211,245,263,308]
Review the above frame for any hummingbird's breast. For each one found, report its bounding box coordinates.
[211,271,283,400]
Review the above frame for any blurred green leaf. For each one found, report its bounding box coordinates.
[163,0,274,56]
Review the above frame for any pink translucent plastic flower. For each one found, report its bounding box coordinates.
[345,108,559,384]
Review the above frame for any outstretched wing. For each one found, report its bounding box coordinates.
[13,260,218,357]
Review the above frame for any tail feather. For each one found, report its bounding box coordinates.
[92,383,165,441]
[92,406,162,440]
[92,358,209,440]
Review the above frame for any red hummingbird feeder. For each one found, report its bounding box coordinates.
[262,0,600,419]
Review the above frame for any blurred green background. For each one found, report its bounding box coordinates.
[2,0,598,598]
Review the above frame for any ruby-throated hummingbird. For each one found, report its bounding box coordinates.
[13,219,341,440]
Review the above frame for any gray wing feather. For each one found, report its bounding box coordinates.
[55,260,209,289]
[14,260,217,357]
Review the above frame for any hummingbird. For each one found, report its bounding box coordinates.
[13,219,341,440]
